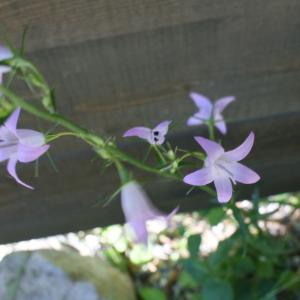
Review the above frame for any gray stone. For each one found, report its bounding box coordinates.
[0,250,136,300]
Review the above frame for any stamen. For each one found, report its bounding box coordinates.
[216,160,236,184]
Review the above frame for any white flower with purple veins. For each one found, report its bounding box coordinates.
[123,120,171,145]
[183,132,260,203]
[0,108,50,189]
[187,92,235,134]
[0,44,13,86]
[121,181,177,244]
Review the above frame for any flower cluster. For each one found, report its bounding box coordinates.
[0,42,260,245]
[122,92,260,242]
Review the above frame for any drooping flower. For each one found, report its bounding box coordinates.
[121,181,178,244]
[183,132,260,203]
[0,108,50,189]
[123,120,171,145]
[187,92,235,134]
[0,44,13,86]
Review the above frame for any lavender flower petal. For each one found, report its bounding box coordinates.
[7,157,33,190]
[214,176,232,203]
[0,144,18,162]
[214,96,235,115]
[223,132,254,162]
[121,181,175,244]
[189,92,213,119]
[17,129,46,147]
[229,162,260,184]
[153,120,171,136]
[183,168,214,186]
[4,108,20,134]
[0,45,13,61]
[18,144,50,163]
[187,113,204,126]
[214,117,227,134]
[123,127,151,140]
[194,136,224,162]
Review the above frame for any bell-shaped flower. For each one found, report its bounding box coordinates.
[187,92,235,134]
[121,181,177,244]
[0,44,13,86]
[183,132,260,203]
[0,108,50,189]
[123,120,171,145]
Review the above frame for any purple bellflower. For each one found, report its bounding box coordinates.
[0,44,13,87]
[0,108,50,189]
[187,92,235,134]
[121,181,178,244]
[183,132,260,203]
[123,120,171,145]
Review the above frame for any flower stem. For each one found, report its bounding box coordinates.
[207,119,215,141]
[152,144,167,164]
[0,85,215,196]
[46,132,79,143]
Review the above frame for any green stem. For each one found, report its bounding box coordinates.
[46,132,79,143]
[0,86,102,145]
[0,85,215,196]
[115,160,130,184]
[207,119,215,140]
[152,144,167,164]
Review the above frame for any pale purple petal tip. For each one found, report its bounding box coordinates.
[5,108,21,134]
[0,45,13,61]
[187,115,203,126]
[123,127,151,139]
[0,65,11,74]
[190,92,212,109]
[121,181,176,244]
[183,168,214,186]
[223,132,255,162]
[214,96,235,114]
[130,220,148,245]
[194,136,224,162]
[7,157,34,189]
[214,176,232,203]
[153,120,172,135]
[189,92,213,120]
[214,118,227,134]
[229,162,260,184]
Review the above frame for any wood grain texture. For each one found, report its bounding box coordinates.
[0,0,299,241]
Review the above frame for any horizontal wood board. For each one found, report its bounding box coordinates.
[0,0,299,242]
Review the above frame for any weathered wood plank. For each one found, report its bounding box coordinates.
[0,112,299,244]
[0,0,299,242]
[13,16,300,137]
[0,0,245,51]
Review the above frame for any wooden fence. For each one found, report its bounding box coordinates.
[0,0,299,243]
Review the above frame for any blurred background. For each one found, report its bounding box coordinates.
[0,1,300,299]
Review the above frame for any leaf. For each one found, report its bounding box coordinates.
[191,294,203,300]
[178,270,198,289]
[139,287,167,300]
[202,279,234,300]
[181,259,207,281]
[257,260,274,279]
[188,234,201,259]
[204,207,227,226]
[208,238,232,267]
